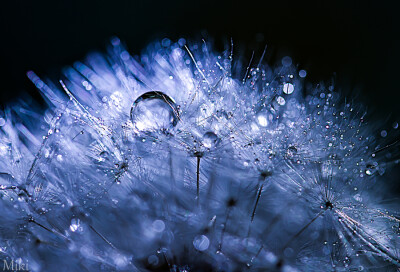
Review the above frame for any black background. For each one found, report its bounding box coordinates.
[1,0,400,116]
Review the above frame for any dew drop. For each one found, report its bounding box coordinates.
[299,70,307,78]
[152,220,165,233]
[162,38,171,47]
[283,83,294,94]
[130,91,179,133]
[202,132,219,149]
[193,235,210,251]
[283,247,294,257]
[281,56,292,67]
[98,151,109,162]
[276,96,286,106]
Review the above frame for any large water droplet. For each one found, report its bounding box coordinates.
[202,132,219,149]
[193,235,210,251]
[130,91,179,133]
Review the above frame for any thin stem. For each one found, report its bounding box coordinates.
[251,183,264,222]
[282,211,323,251]
[28,217,68,240]
[247,245,264,267]
[218,207,231,252]
[196,156,201,204]
[89,225,116,249]
[250,175,269,222]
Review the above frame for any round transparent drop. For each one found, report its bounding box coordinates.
[299,70,307,78]
[130,91,179,133]
[283,83,294,94]
[193,235,210,251]
[276,96,286,106]
[152,219,165,233]
[202,132,219,149]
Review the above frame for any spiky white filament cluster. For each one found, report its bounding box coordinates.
[0,37,399,271]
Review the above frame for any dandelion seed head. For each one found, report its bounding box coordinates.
[0,37,399,271]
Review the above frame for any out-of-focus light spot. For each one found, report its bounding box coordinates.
[111,37,121,46]
[393,122,398,129]
[284,247,294,257]
[381,130,387,137]
[0,144,8,156]
[257,114,268,127]
[152,220,165,232]
[0,118,5,127]
[162,38,171,47]
[283,83,294,94]
[178,38,186,46]
[120,51,130,61]
[148,255,159,266]
[282,56,292,67]
[299,70,307,78]
[251,122,260,132]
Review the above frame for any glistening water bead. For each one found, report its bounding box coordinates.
[130,91,179,133]
[202,131,219,149]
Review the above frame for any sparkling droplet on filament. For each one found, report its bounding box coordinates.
[69,218,82,232]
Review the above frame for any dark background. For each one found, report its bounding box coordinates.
[1,0,399,116]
